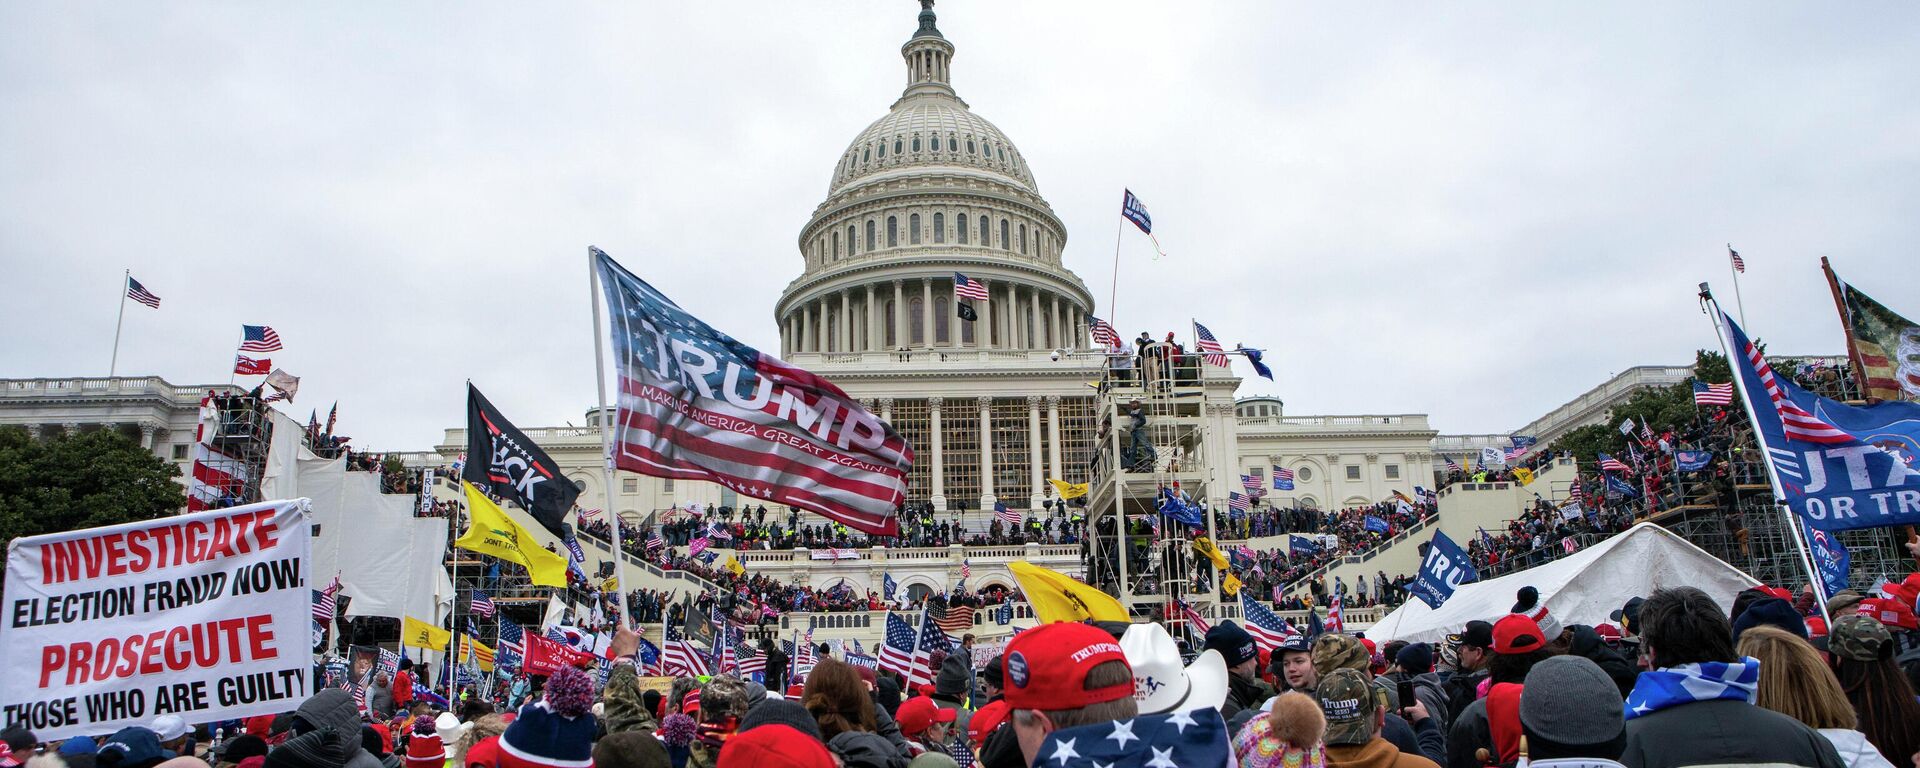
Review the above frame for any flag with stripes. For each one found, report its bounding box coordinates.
[1445,457,1463,473]
[496,620,525,668]
[960,559,972,580]
[1088,315,1121,348]
[953,272,989,301]
[1240,592,1297,651]
[1568,479,1584,506]
[187,439,254,513]
[912,610,950,688]
[1596,452,1631,473]
[736,645,766,678]
[1192,321,1229,367]
[1731,323,1852,444]
[661,624,710,677]
[469,591,496,618]
[1241,474,1261,492]
[234,355,272,376]
[993,500,1022,526]
[1179,600,1212,635]
[239,325,283,353]
[1326,594,1346,633]
[931,601,976,635]
[1693,380,1734,406]
[126,276,162,308]
[1227,491,1250,512]
[878,613,917,680]
[1272,466,1295,491]
[312,576,342,626]
[1728,245,1745,273]
[1505,445,1529,462]
[595,249,911,536]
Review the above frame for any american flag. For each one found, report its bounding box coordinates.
[646,527,665,554]
[1693,380,1734,406]
[126,276,161,309]
[960,559,972,579]
[736,645,765,678]
[953,272,989,301]
[469,591,496,618]
[911,610,950,688]
[577,507,603,521]
[994,501,1022,526]
[239,325,283,353]
[1445,457,1463,473]
[234,355,272,375]
[1192,321,1229,367]
[1505,445,1529,462]
[661,624,710,677]
[1596,452,1631,473]
[1638,419,1655,445]
[497,620,525,657]
[595,250,911,536]
[1728,245,1745,274]
[1227,491,1250,512]
[1088,315,1121,348]
[1272,466,1295,491]
[878,613,917,680]
[1240,592,1297,651]
[311,576,341,625]
[1241,474,1260,492]
[1568,479,1584,506]
[1731,314,1850,443]
[1178,599,1212,635]
[931,602,976,635]
[1326,593,1346,633]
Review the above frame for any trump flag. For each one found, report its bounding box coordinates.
[594,248,911,536]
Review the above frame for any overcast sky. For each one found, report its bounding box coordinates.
[4,2,1917,451]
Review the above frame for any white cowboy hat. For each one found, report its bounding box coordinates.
[1121,623,1230,715]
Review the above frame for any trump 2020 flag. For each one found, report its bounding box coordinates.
[1409,530,1477,609]
[594,248,911,536]
[1719,310,1920,531]
[1806,528,1850,597]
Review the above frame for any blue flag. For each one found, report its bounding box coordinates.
[1241,347,1274,381]
[1363,515,1390,534]
[1511,435,1539,449]
[997,600,1013,625]
[1605,474,1639,497]
[1805,528,1851,597]
[1034,708,1230,768]
[1409,531,1478,609]
[1305,606,1325,639]
[1675,450,1713,472]
[1288,534,1321,559]
[1157,487,1205,528]
[883,573,898,601]
[1721,310,1920,531]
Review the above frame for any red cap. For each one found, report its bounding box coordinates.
[1858,597,1920,630]
[785,684,805,699]
[968,700,1011,746]
[1805,616,1829,638]
[854,665,877,685]
[1491,614,1546,655]
[716,724,837,768]
[682,689,703,714]
[1002,622,1132,710]
[1359,638,1377,655]
[895,696,957,737]
[1756,585,1793,601]
[1593,623,1623,643]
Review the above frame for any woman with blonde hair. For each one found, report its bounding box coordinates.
[1735,625,1894,768]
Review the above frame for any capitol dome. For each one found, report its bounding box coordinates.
[777,1,1094,360]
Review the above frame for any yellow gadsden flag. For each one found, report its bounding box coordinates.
[1191,536,1230,571]
[401,616,451,651]
[1223,573,1243,597]
[1048,479,1090,500]
[457,481,570,587]
[723,555,746,577]
[1007,561,1127,624]
[1513,467,1536,486]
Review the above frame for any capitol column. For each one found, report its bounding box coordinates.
[928,398,947,510]
[892,280,905,350]
[980,281,995,349]
[977,396,995,506]
[1046,395,1063,487]
[1050,295,1063,350]
[139,422,158,451]
[840,290,853,353]
[878,397,893,423]
[921,278,934,349]
[1026,396,1044,509]
[865,284,880,351]
[1030,289,1044,352]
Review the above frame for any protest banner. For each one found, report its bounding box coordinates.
[2,499,313,740]
[521,633,596,676]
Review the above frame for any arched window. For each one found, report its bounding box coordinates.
[887,217,898,247]
[847,225,857,256]
[867,220,876,252]
[831,230,840,259]
[967,139,976,154]
[894,139,903,155]
[862,147,870,163]
[911,135,921,152]
[910,213,921,245]
[878,142,886,159]
[948,136,957,152]
[979,215,990,245]
[997,146,1007,161]
[932,212,945,244]
[956,214,969,244]
[1018,224,1027,254]
[909,296,925,345]
[934,296,950,343]
[884,300,897,347]
[1000,219,1010,250]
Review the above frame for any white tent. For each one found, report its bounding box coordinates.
[1370,522,1760,644]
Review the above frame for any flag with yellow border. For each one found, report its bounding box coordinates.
[459,635,496,672]
[457,481,570,587]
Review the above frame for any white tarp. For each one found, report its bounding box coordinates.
[2,500,314,740]
[294,456,454,625]
[259,409,318,502]
[1370,522,1759,644]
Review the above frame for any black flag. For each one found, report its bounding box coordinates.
[957,301,977,322]
[464,383,579,539]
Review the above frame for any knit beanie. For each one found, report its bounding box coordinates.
[1512,586,1563,640]
[1731,597,1807,641]
[497,667,598,768]
[1204,622,1260,669]
[738,700,823,742]
[935,653,972,700]
[1395,643,1434,674]
[1519,656,1626,760]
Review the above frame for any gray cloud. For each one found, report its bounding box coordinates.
[3,1,1916,450]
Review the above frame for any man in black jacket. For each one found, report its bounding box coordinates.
[1441,621,1492,724]
[1618,587,1843,768]
[1202,621,1274,719]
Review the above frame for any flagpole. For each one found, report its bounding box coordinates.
[587,247,630,630]
[1107,217,1123,333]
[1726,244,1747,328]
[1701,288,1830,627]
[109,270,129,377]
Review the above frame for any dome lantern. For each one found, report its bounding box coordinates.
[900,0,957,101]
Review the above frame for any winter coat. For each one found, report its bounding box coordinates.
[294,689,384,768]
[871,705,913,759]
[1442,669,1487,728]
[367,682,395,721]
[1222,672,1275,721]
[1620,699,1846,768]
[1385,671,1453,733]
[1325,737,1442,768]
[1564,626,1637,698]
[828,730,908,768]
[599,665,659,735]
[1817,729,1897,768]
[1445,698,1490,768]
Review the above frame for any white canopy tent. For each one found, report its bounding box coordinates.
[1370,522,1761,644]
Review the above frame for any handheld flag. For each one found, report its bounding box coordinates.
[595,249,911,536]
[1693,380,1734,406]
[233,356,272,375]
[456,481,571,587]
[1825,261,1920,403]
[1272,466,1295,491]
[1007,561,1128,624]
[464,384,581,539]
[1409,531,1477,609]
[1047,478,1089,500]
[401,616,452,651]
